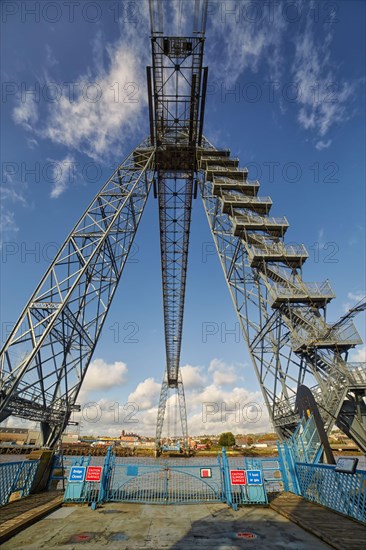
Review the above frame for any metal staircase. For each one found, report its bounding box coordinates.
[198,145,366,450]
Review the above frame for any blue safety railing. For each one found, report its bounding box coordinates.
[108,454,223,505]
[289,415,323,464]
[60,437,365,523]
[296,462,366,523]
[63,447,275,509]
[277,441,301,494]
[219,450,267,509]
[48,452,75,491]
[0,460,39,506]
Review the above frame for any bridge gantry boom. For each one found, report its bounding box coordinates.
[148,1,209,447]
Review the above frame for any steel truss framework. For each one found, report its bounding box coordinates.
[1,0,365,451]
[198,138,366,451]
[0,144,155,446]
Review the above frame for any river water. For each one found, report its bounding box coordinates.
[1,453,365,469]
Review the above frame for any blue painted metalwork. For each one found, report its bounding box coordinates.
[219,448,235,509]
[220,450,268,508]
[161,442,182,452]
[108,459,223,504]
[277,442,301,495]
[246,457,284,494]
[286,415,323,464]
[296,462,366,523]
[0,460,39,506]
[47,452,75,491]
[63,455,106,503]
[98,445,114,504]
[61,449,290,509]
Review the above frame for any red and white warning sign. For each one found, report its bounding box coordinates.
[230,469,247,485]
[200,468,212,478]
[85,466,102,482]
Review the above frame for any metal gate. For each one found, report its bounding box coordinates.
[108,462,223,504]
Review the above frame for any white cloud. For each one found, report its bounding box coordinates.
[80,359,271,437]
[0,186,27,206]
[26,137,39,149]
[350,345,366,362]
[49,154,75,199]
[315,139,332,150]
[45,44,58,68]
[207,2,286,86]
[0,183,28,245]
[12,16,150,163]
[12,93,39,130]
[180,364,206,388]
[0,204,19,246]
[204,3,356,146]
[292,21,355,140]
[208,358,240,386]
[343,291,365,313]
[128,377,161,410]
[83,358,128,392]
[347,292,365,303]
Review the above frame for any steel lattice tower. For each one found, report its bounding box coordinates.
[1,0,365,451]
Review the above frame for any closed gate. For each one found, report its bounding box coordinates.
[108,462,223,504]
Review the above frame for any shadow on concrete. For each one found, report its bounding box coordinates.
[166,506,331,549]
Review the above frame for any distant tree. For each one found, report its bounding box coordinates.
[201,438,212,448]
[246,436,254,446]
[219,432,236,447]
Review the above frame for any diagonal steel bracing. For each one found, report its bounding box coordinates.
[0,142,155,446]
[1,0,364,453]
[198,138,366,450]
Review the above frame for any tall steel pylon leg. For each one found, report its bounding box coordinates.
[198,138,366,450]
[0,141,155,447]
[155,369,188,449]
[177,369,188,448]
[156,371,169,446]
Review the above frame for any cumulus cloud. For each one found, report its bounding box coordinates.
[128,377,161,410]
[75,359,270,437]
[180,364,206,389]
[82,358,128,392]
[208,358,240,386]
[71,357,271,437]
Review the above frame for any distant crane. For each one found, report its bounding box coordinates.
[1,0,365,452]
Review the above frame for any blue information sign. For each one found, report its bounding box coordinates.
[246,470,262,485]
[69,466,86,482]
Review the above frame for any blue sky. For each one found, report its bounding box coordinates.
[1,0,365,437]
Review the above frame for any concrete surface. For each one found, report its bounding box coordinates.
[1,502,332,549]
